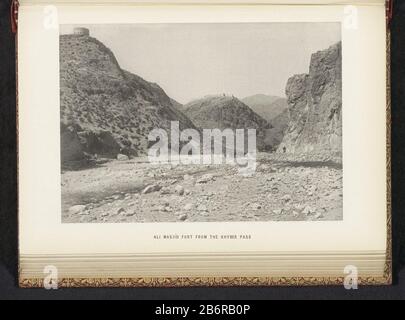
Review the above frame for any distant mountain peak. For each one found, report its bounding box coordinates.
[241,94,288,122]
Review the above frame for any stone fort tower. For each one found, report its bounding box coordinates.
[73,27,90,36]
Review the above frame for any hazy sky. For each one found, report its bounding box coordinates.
[61,23,341,104]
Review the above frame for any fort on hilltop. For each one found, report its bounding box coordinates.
[73,27,90,36]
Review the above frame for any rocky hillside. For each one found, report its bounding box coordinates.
[60,33,195,165]
[183,95,272,151]
[242,94,289,150]
[170,98,184,111]
[277,42,342,159]
[241,94,288,123]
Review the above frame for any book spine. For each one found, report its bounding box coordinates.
[11,0,19,34]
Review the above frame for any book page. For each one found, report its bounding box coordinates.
[18,3,387,258]
[18,0,385,5]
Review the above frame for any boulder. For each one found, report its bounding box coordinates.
[117,153,129,161]
[197,204,208,212]
[142,184,161,194]
[68,205,86,215]
[303,206,315,215]
[281,195,292,202]
[174,185,185,196]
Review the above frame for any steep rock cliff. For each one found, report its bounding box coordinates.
[277,42,342,159]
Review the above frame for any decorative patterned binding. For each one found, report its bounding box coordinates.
[19,275,391,288]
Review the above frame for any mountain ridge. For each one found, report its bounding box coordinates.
[241,94,288,123]
[183,95,273,151]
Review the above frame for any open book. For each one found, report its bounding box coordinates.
[16,0,391,287]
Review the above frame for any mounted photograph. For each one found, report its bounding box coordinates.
[60,23,342,223]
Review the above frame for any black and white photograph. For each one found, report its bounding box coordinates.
[60,23,342,223]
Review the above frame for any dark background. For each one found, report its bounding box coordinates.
[1,0,405,300]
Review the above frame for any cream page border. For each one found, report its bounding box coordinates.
[18,4,387,256]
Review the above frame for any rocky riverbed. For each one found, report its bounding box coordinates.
[61,153,342,223]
